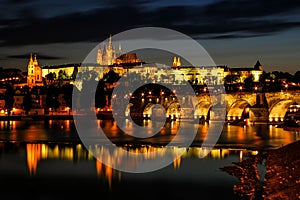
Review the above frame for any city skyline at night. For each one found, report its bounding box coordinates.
[0,1,300,199]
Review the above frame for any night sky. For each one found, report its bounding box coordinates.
[0,0,300,73]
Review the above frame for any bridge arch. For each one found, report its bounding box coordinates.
[194,101,211,120]
[166,102,180,120]
[269,100,295,122]
[125,103,133,117]
[227,100,251,121]
[142,103,154,118]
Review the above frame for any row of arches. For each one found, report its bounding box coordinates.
[125,99,300,123]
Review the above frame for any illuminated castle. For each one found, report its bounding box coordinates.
[27,53,43,87]
[96,35,122,65]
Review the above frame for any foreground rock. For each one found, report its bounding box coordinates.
[220,140,300,200]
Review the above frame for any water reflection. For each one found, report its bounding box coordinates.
[1,120,300,149]
[22,142,262,188]
[1,119,299,199]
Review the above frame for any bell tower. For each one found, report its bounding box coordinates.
[27,53,43,88]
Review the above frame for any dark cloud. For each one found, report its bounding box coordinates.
[7,53,64,60]
[5,0,33,4]
[102,0,150,7]
[199,33,270,40]
[203,0,300,18]
[0,0,300,46]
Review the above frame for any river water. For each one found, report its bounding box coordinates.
[0,119,299,199]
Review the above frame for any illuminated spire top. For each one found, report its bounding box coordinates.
[173,56,177,67]
[30,53,33,62]
[33,53,39,65]
[118,42,122,55]
[108,34,113,49]
[177,57,181,67]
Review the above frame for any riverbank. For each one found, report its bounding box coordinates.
[0,115,74,121]
[220,140,300,199]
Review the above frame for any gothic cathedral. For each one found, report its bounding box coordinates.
[96,35,122,65]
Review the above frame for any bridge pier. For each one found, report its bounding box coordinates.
[249,108,269,123]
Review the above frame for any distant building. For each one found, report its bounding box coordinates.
[27,53,43,88]
[114,53,141,65]
[228,60,263,83]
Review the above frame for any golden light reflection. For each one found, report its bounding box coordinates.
[25,142,263,191]
[96,159,116,190]
[210,149,221,159]
[26,143,92,176]
[11,121,16,129]
[49,120,52,128]
[0,121,4,129]
[173,157,181,169]
[26,144,41,175]
[65,120,70,131]
[237,127,245,141]
[170,121,180,135]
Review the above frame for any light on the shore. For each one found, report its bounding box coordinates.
[239,150,243,161]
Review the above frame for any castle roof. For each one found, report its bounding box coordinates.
[254,60,261,68]
[254,60,263,70]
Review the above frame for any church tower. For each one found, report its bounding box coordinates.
[173,57,177,67]
[96,45,103,65]
[177,57,181,67]
[172,56,181,68]
[27,53,43,88]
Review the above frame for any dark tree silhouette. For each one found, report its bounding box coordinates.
[243,75,254,91]
[4,83,14,116]
[224,74,240,84]
[294,71,300,83]
[22,91,32,115]
[95,80,106,109]
[103,69,120,84]
[61,84,73,109]
[46,85,60,113]
[45,72,56,81]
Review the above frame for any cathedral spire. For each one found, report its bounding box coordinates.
[108,34,113,49]
[33,53,39,65]
[118,43,122,56]
[96,44,103,64]
[30,53,33,62]
[177,57,181,67]
[173,56,177,67]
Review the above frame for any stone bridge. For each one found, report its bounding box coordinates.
[125,91,300,123]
